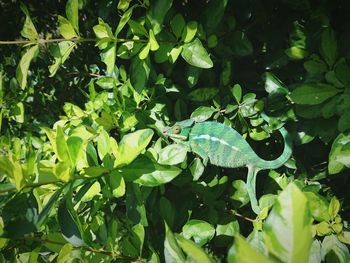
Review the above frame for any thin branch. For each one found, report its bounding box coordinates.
[231,210,256,222]
[0,37,150,45]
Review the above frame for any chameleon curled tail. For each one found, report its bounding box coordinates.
[163,118,293,214]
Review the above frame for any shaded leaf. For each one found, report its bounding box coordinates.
[120,155,182,186]
[290,83,340,105]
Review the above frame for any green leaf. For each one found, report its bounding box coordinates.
[13,102,25,123]
[164,223,186,262]
[202,0,228,35]
[175,234,215,263]
[128,19,148,36]
[159,197,175,228]
[146,0,173,34]
[188,87,218,102]
[328,196,340,220]
[58,195,84,247]
[100,42,116,74]
[182,21,198,43]
[58,16,78,39]
[328,132,350,174]
[67,136,83,166]
[321,28,337,67]
[189,158,205,181]
[115,6,135,36]
[304,55,327,74]
[158,144,188,165]
[130,56,150,93]
[290,83,340,105]
[57,243,73,263]
[321,235,350,263]
[118,0,132,11]
[190,106,216,122]
[16,45,38,89]
[20,3,38,40]
[93,19,114,39]
[181,38,213,68]
[139,42,151,60]
[2,192,38,237]
[149,30,159,51]
[37,188,63,227]
[186,65,201,88]
[227,235,272,263]
[55,126,70,163]
[170,14,185,38]
[264,183,313,263]
[115,129,154,167]
[338,111,350,132]
[263,72,289,95]
[96,129,111,161]
[216,221,240,237]
[304,192,330,222]
[169,46,183,63]
[182,220,215,246]
[80,181,101,202]
[120,155,182,186]
[231,180,249,206]
[231,31,253,56]
[49,41,76,77]
[109,171,126,198]
[65,0,79,34]
[231,84,242,102]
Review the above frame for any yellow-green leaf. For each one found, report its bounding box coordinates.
[65,0,79,34]
[16,45,39,89]
[114,129,154,167]
[58,16,77,39]
[20,3,38,40]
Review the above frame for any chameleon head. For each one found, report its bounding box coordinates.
[162,119,193,142]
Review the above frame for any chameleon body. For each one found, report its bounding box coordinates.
[163,119,292,214]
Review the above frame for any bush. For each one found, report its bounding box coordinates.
[0,0,349,262]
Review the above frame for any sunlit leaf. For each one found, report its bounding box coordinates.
[16,45,38,89]
[181,38,213,68]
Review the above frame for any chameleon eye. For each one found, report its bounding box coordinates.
[173,126,181,134]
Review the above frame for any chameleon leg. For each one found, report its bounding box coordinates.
[246,165,261,215]
[190,142,209,166]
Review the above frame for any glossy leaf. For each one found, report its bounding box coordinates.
[290,83,340,105]
[16,45,38,89]
[115,129,154,167]
[58,196,84,247]
[20,3,38,40]
[264,183,312,263]
[170,14,185,38]
[146,0,172,34]
[190,106,216,122]
[164,223,186,262]
[58,16,77,39]
[328,132,350,174]
[175,234,215,263]
[182,220,215,246]
[181,38,213,68]
[321,235,350,263]
[120,155,182,186]
[227,235,271,263]
[65,0,79,34]
[158,144,188,165]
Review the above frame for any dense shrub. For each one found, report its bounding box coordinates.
[0,0,350,262]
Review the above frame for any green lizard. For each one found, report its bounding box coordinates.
[162,118,292,214]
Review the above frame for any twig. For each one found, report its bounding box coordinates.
[231,210,255,222]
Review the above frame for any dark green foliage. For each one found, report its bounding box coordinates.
[0,0,350,262]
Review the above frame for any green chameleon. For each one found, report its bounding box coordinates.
[162,118,292,214]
